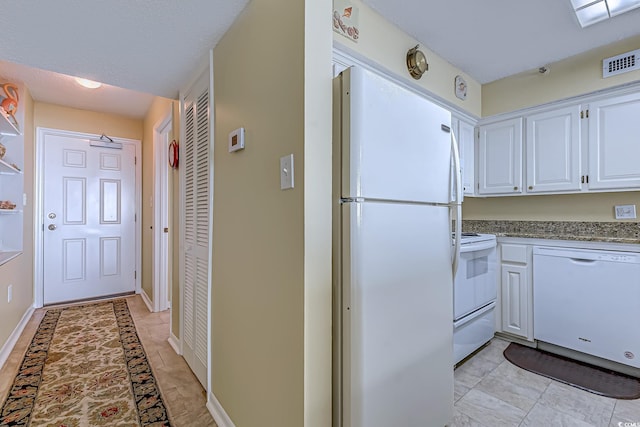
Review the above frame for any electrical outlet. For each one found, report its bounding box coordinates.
[7,284,12,303]
[615,205,637,220]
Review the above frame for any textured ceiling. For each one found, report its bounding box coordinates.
[363,0,640,83]
[0,0,249,99]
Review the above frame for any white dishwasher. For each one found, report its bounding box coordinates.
[533,246,640,368]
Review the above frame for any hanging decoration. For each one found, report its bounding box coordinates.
[169,140,179,168]
[333,1,359,42]
[0,83,20,129]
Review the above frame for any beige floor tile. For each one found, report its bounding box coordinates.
[455,380,471,402]
[521,402,598,427]
[539,382,616,426]
[454,351,503,388]
[611,399,640,425]
[449,407,491,427]
[473,338,511,365]
[455,389,526,427]
[475,360,551,412]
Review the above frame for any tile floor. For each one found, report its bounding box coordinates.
[452,337,640,427]
[0,295,216,427]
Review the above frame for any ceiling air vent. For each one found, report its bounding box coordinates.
[603,49,640,78]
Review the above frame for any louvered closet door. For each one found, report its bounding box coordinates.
[182,71,211,388]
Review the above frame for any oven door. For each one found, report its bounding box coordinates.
[454,239,497,321]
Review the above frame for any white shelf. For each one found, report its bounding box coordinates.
[0,251,22,266]
[0,108,20,136]
[0,208,20,214]
[0,158,22,174]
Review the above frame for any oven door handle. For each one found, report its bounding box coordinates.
[459,239,496,253]
[451,131,462,277]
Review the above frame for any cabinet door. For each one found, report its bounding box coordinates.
[458,119,476,196]
[588,93,640,190]
[526,106,582,193]
[478,118,523,195]
[501,263,532,340]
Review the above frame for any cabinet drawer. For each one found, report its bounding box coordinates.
[501,244,528,264]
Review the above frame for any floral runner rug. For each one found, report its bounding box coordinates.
[0,299,172,426]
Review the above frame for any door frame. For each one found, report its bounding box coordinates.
[153,110,172,312]
[34,127,142,308]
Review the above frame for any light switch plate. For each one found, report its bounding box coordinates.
[280,154,294,190]
[615,204,636,219]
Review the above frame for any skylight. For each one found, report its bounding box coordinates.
[571,0,640,26]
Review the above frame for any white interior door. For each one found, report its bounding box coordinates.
[181,69,211,388]
[43,133,136,305]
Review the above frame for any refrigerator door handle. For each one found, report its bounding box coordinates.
[451,131,462,277]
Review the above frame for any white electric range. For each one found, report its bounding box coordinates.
[453,233,498,365]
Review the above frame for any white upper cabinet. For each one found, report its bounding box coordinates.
[459,119,476,196]
[526,105,582,193]
[587,92,640,190]
[478,86,640,196]
[452,116,476,197]
[478,118,523,195]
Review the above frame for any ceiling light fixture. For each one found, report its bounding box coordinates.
[75,77,102,89]
[571,0,640,27]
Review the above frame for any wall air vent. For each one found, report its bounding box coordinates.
[603,49,640,78]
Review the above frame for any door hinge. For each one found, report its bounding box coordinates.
[586,109,589,118]
[581,175,585,184]
[580,111,584,119]
[135,214,137,222]
[134,271,137,279]
[586,175,589,184]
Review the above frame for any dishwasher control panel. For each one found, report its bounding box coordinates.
[533,246,640,264]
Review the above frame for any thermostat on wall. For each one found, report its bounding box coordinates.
[228,127,245,152]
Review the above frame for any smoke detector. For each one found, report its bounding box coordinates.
[603,49,640,78]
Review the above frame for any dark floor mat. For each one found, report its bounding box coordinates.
[503,343,640,399]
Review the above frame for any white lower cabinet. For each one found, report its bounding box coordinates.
[498,243,533,341]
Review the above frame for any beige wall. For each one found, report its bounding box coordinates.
[303,0,333,425]
[334,0,482,118]
[34,103,143,140]
[483,34,640,116]
[170,104,181,338]
[0,86,34,353]
[141,97,176,303]
[469,36,640,222]
[211,0,332,425]
[464,192,640,222]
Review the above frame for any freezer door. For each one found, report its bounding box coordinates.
[340,201,454,427]
[341,67,452,203]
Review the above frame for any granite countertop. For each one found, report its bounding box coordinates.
[463,220,640,245]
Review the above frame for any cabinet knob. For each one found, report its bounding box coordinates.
[513,186,518,191]
[528,186,533,190]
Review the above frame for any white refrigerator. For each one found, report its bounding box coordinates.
[333,66,461,427]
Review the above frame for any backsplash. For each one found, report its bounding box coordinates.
[463,220,640,244]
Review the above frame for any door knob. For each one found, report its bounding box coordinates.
[48,224,57,231]
[48,212,56,219]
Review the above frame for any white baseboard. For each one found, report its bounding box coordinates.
[167,332,182,355]
[140,289,154,312]
[207,392,235,427]
[0,305,35,370]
